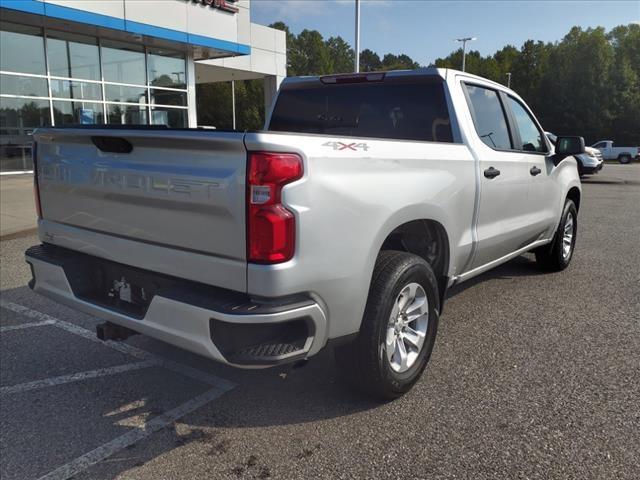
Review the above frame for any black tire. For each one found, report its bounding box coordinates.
[334,251,440,400]
[535,199,578,271]
[619,154,631,164]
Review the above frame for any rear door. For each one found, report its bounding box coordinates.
[461,83,538,269]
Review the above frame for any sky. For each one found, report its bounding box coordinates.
[251,0,640,66]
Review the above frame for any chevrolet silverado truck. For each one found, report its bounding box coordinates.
[26,69,584,399]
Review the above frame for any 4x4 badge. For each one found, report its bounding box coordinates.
[322,141,369,152]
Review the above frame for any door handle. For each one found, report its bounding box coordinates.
[530,166,542,176]
[484,167,501,179]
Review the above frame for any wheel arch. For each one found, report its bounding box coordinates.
[566,186,581,211]
[378,219,451,310]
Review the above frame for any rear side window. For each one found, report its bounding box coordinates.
[269,81,453,143]
[506,96,548,153]
[463,84,512,150]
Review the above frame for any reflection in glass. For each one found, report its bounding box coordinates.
[106,103,148,125]
[102,41,146,86]
[53,101,104,125]
[0,97,51,171]
[105,84,147,104]
[1,74,48,97]
[151,107,187,128]
[148,49,186,89]
[464,84,512,150]
[150,89,187,106]
[50,79,102,100]
[0,22,46,75]
[47,32,101,81]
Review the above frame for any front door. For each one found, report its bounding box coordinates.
[462,83,538,269]
[504,95,562,240]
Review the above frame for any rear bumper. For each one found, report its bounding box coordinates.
[25,244,328,368]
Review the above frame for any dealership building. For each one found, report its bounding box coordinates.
[0,0,286,173]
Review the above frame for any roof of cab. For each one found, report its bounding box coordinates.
[281,67,514,95]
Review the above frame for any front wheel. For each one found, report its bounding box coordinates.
[535,199,577,271]
[334,251,440,400]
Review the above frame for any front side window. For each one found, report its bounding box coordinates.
[269,81,453,143]
[464,84,512,150]
[506,96,548,153]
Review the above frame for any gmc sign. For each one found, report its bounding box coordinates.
[191,0,239,14]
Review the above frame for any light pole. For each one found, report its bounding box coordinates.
[355,0,361,72]
[506,72,512,88]
[455,36,476,72]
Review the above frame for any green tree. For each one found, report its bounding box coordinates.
[327,36,355,73]
[607,24,640,143]
[359,48,382,72]
[292,29,333,75]
[381,53,420,70]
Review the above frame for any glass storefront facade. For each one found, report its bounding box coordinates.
[0,21,189,172]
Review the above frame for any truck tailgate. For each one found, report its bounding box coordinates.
[34,128,247,284]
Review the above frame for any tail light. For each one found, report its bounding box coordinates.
[33,141,42,219]
[247,152,303,263]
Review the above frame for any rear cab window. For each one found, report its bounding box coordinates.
[268,79,454,143]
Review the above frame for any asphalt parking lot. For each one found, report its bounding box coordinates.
[1,164,639,480]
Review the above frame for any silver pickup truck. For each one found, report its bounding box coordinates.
[26,69,584,399]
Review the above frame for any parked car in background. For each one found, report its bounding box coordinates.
[546,132,603,175]
[591,140,640,164]
[26,69,584,399]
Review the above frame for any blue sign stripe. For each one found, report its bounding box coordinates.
[0,0,43,15]
[0,0,251,55]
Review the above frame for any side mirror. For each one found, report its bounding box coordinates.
[552,136,585,166]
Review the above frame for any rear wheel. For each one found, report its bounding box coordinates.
[535,199,577,271]
[619,154,632,164]
[335,251,439,400]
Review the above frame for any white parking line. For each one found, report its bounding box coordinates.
[1,300,238,480]
[0,300,235,390]
[0,360,158,395]
[37,386,229,480]
[0,319,56,332]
